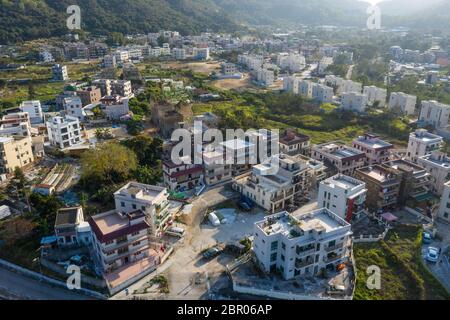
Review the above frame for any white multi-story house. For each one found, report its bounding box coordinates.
[115,50,130,64]
[283,76,299,94]
[341,92,368,113]
[0,112,32,137]
[437,181,450,223]
[19,101,44,124]
[407,129,443,163]
[325,76,362,95]
[312,142,366,176]
[172,48,186,60]
[299,80,313,98]
[113,182,174,234]
[419,100,450,129]
[233,154,312,213]
[111,80,133,98]
[102,55,117,69]
[92,79,112,96]
[100,96,130,120]
[277,53,306,73]
[237,54,263,71]
[161,43,171,56]
[52,64,69,81]
[363,86,387,106]
[318,174,367,222]
[352,133,393,165]
[388,92,417,115]
[253,208,352,280]
[46,116,84,149]
[254,67,274,87]
[417,151,450,196]
[340,80,362,95]
[193,47,210,60]
[148,47,162,58]
[63,96,85,121]
[311,83,333,103]
[94,79,133,98]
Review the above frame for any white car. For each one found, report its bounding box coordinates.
[426,247,441,263]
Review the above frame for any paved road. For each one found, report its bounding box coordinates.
[0,266,91,300]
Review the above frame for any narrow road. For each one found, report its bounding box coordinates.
[346,65,355,80]
[0,265,91,300]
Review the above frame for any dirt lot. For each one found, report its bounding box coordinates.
[85,124,132,141]
[210,73,255,91]
[162,61,221,75]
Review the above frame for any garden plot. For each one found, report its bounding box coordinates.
[40,163,77,193]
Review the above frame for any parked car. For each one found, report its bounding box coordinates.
[165,226,185,238]
[423,232,432,244]
[238,201,251,211]
[426,247,441,263]
[208,212,221,227]
[202,246,223,260]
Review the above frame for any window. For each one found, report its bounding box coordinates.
[132,204,137,210]
[281,255,285,261]
[270,252,277,262]
[281,243,286,250]
[121,202,125,207]
[270,241,278,251]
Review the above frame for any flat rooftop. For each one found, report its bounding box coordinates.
[322,174,364,190]
[357,165,397,183]
[411,130,443,142]
[257,209,349,239]
[354,135,393,149]
[115,182,167,203]
[420,153,450,168]
[220,138,254,151]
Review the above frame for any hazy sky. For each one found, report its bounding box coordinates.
[372,0,444,15]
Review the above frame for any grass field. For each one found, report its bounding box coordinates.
[354,225,450,300]
[0,61,100,107]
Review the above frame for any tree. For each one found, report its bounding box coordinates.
[121,135,162,166]
[133,165,162,185]
[80,143,138,192]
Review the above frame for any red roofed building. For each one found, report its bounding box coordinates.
[279,129,311,156]
[163,156,203,191]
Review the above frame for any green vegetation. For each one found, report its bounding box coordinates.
[0,62,99,108]
[193,91,412,145]
[354,225,450,300]
[0,0,238,43]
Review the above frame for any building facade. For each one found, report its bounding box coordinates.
[253,209,352,280]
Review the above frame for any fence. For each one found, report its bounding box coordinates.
[404,206,433,223]
[40,258,106,289]
[353,228,390,243]
[0,258,107,299]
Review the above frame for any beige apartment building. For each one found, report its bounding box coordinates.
[0,136,34,174]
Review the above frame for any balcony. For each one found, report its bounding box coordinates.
[296,247,316,257]
[325,242,344,253]
[324,254,343,263]
[295,257,314,269]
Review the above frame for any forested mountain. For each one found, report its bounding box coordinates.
[0,0,448,44]
[0,0,238,43]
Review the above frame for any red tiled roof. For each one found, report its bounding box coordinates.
[168,166,203,178]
